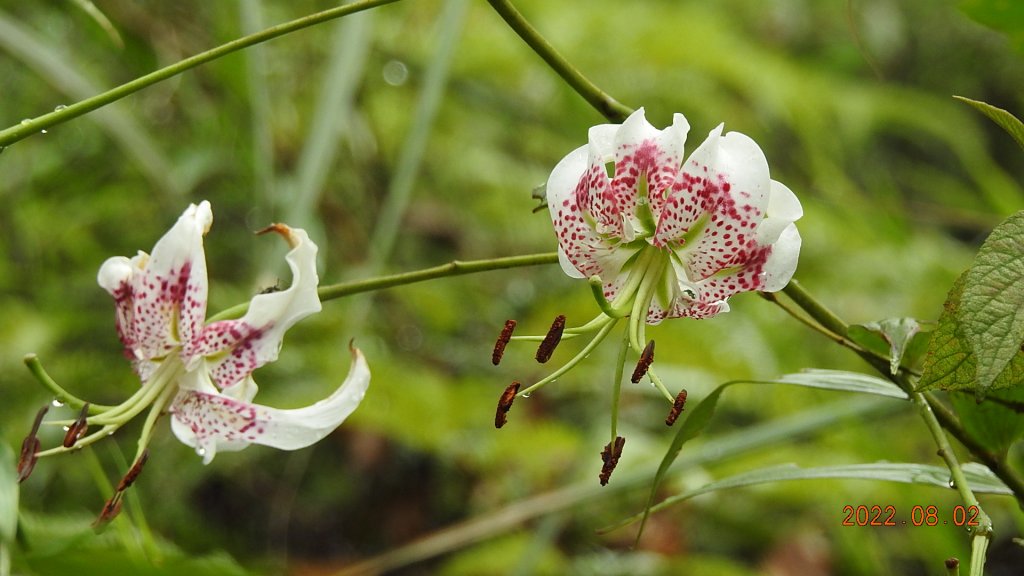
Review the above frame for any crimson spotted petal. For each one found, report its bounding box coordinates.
[546,108,801,324]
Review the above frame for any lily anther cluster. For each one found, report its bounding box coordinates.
[492,108,802,484]
[17,201,369,526]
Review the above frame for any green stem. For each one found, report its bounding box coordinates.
[0,0,402,147]
[772,281,1024,509]
[484,0,633,123]
[773,280,998,571]
[780,280,849,338]
[210,252,561,321]
[23,354,113,413]
[518,316,617,397]
[911,392,993,550]
[610,323,630,442]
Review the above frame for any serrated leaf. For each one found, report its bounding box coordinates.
[918,272,1024,392]
[950,388,1024,455]
[962,211,1024,396]
[852,318,925,375]
[771,369,908,399]
[606,462,1010,532]
[955,96,1024,151]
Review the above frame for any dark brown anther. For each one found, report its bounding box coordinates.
[665,389,688,426]
[944,558,959,570]
[630,340,656,383]
[92,492,124,531]
[599,436,626,486]
[535,315,566,363]
[117,450,150,492]
[62,402,91,448]
[495,381,521,429]
[492,320,517,365]
[17,405,49,483]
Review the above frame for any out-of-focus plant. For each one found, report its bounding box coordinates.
[4,0,1024,575]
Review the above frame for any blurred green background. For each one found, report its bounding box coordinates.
[3,0,1024,574]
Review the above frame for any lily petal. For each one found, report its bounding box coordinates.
[547,141,608,279]
[171,347,370,464]
[611,109,689,232]
[185,225,322,390]
[760,223,801,292]
[683,130,771,281]
[98,201,212,381]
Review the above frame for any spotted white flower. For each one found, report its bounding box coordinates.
[547,108,802,323]
[97,201,369,463]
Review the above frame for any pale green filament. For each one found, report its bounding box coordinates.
[517,315,618,397]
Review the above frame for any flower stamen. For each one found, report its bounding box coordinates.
[494,381,520,428]
[62,402,90,447]
[535,315,566,363]
[665,389,688,426]
[492,320,517,365]
[599,435,625,486]
[17,405,48,483]
[631,340,655,383]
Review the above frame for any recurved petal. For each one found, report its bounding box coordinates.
[98,202,212,378]
[170,347,371,464]
[547,142,611,279]
[612,110,690,224]
[760,223,801,292]
[676,130,772,281]
[756,180,803,245]
[185,225,322,390]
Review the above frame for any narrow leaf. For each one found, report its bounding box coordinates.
[637,385,728,542]
[770,369,908,399]
[961,211,1024,396]
[607,462,1009,533]
[955,96,1024,151]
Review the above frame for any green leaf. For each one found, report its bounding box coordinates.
[637,384,728,543]
[851,318,927,375]
[961,211,1024,395]
[635,370,908,541]
[958,1,1024,53]
[770,369,908,399]
[918,272,1024,392]
[954,96,1024,151]
[950,388,1024,455]
[606,462,1009,532]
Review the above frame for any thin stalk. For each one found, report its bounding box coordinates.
[518,316,617,397]
[773,279,999,572]
[772,282,1024,509]
[332,396,900,576]
[911,392,992,573]
[610,322,630,442]
[209,252,560,321]
[0,0,403,147]
[23,354,113,413]
[484,0,632,123]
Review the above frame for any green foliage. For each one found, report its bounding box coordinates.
[615,461,1010,533]
[950,388,1024,455]
[3,0,1024,573]
[849,318,931,376]
[919,213,1024,395]
[960,0,1024,50]
[955,96,1024,151]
